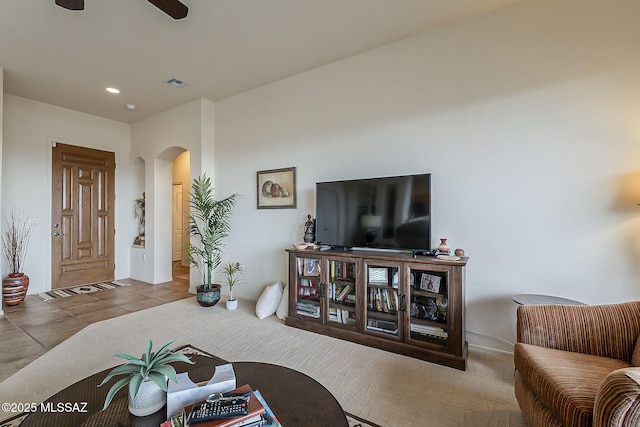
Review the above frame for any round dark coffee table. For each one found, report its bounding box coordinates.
[19,355,348,427]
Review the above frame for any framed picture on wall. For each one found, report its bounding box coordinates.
[257,167,296,209]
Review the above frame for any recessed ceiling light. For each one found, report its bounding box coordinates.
[126,104,137,110]
[106,87,120,94]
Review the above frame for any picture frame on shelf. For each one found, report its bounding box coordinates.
[420,273,441,293]
[303,259,318,276]
[257,167,296,209]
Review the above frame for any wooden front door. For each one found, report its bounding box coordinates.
[51,143,115,288]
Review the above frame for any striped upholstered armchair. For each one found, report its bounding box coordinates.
[514,301,640,426]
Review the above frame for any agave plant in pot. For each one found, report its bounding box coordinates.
[99,339,193,416]
[186,174,238,307]
[1,207,33,306]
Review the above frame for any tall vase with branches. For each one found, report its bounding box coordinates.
[1,207,33,306]
[186,174,238,306]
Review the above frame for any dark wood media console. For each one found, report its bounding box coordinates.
[285,248,468,370]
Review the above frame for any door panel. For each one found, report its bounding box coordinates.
[52,143,115,288]
[172,184,183,262]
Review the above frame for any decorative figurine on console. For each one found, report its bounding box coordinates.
[133,193,145,247]
[303,214,316,243]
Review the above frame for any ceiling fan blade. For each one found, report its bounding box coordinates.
[55,0,84,10]
[147,0,188,20]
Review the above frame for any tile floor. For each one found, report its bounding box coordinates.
[0,270,191,383]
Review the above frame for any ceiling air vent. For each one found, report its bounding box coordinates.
[165,78,188,88]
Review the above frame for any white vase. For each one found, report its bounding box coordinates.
[128,378,166,417]
[226,298,238,310]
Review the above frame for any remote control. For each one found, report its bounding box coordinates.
[186,397,249,424]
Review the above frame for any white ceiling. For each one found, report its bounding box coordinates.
[0,0,517,123]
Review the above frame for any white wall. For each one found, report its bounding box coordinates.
[214,0,640,351]
[1,94,134,294]
[0,67,3,316]
[130,98,214,287]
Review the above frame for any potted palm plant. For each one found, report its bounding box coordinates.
[1,207,33,306]
[99,339,193,416]
[222,262,243,310]
[186,174,238,307]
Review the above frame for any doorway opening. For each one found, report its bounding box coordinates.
[172,150,190,282]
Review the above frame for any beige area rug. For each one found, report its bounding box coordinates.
[0,298,525,427]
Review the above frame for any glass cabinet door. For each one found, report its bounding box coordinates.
[406,265,449,347]
[295,257,322,320]
[327,258,357,328]
[364,261,401,339]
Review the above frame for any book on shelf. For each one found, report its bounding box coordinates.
[329,307,356,325]
[410,324,448,340]
[329,283,349,301]
[410,324,447,336]
[331,260,354,280]
[369,287,397,313]
[183,384,266,427]
[336,284,351,301]
[253,390,282,427]
[366,317,398,334]
[297,301,320,317]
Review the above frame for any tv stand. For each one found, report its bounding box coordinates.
[285,248,468,370]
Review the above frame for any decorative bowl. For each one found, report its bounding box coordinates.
[293,243,318,250]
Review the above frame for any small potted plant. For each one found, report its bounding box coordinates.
[186,174,238,307]
[222,262,243,310]
[99,339,193,416]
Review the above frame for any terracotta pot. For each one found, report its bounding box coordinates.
[196,284,221,307]
[3,273,29,306]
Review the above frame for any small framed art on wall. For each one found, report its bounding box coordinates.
[257,167,296,209]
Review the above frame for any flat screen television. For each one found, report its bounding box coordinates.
[315,173,431,254]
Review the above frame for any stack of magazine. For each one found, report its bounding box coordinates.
[162,384,282,427]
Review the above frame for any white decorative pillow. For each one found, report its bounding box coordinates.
[256,281,283,319]
[276,284,289,320]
